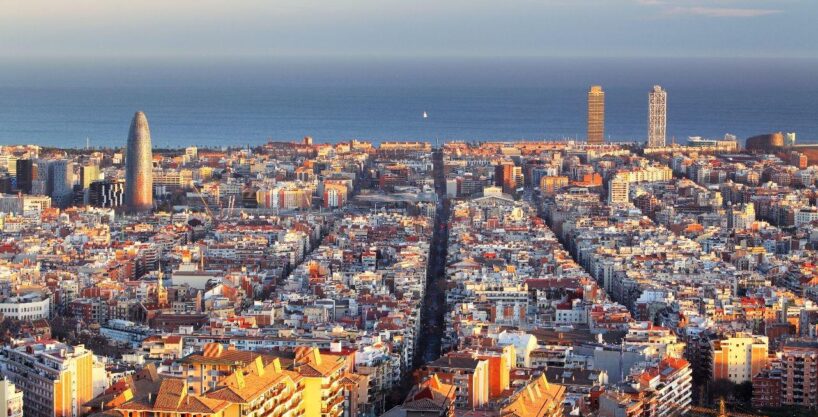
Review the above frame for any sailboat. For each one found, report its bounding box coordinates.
[423,111,428,119]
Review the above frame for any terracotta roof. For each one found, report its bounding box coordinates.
[116,378,231,414]
[180,343,277,367]
[426,355,482,371]
[205,357,291,404]
[403,375,455,412]
[501,375,565,417]
[293,347,345,377]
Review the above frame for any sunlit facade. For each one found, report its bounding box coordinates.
[124,111,154,213]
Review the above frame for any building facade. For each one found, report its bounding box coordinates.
[711,333,769,383]
[89,180,124,208]
[46,160,74,208]
[0,378,23,417]
[588,85,605,144]
[647,85,667,148]
[124,111,154,213]
[0,343,94,417]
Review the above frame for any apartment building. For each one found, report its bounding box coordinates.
[711,333,768,383]
[780,340,818,407]
[0,343,94,417]
[0,378,23,417]
[419,355,490,410]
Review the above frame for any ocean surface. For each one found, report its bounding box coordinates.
[0,57,816,148]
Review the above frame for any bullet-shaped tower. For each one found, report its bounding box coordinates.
[124,111,154,213]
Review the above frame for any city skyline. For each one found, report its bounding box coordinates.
[0,3,816,417]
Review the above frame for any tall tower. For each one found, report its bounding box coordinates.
[79,164,100,189]
[648,85,667,148]
[124,111,154,213]
[15,159,35,194]
[587,85,605,144]
[46,159,74,208]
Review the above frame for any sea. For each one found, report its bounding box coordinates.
[0,57,816,149]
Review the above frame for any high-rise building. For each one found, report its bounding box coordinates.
[0,155,16,177]
[0,177,11,194]
[785,132,797,147]
[89,180,125,208]
[609,176,630,204]
[587,85,605,144]
[495,162,522,196]
[711,333,768,383]
[79,164,100,189]
[124,111,154,213]
[648,85,667,148]
[46,160,74,208]
[323,183,348,208]
[14,160,35,194]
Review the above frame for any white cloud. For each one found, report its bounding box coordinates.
[664,6,782,17]
[632,0,784,17]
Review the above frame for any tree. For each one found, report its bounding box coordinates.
[707,378,736,404]
[735,381,753,403]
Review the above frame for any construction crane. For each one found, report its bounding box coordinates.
[190,182,217,224]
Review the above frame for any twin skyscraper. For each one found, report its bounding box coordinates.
[587,85,668,148]
[122,85,667,214]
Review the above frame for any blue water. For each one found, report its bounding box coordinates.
[0,57,816,148]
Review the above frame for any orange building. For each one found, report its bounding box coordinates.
[89,344,364,417]
[0,342,94,417]
[540,176,569,195]
[177,343,280,395]
[91,357,304,417]
[419,355,490,409]
[495,162,522,195]
[449,345,515,399]
[293,347,347,417]
[322,183,348,208]
[572,173,603,187]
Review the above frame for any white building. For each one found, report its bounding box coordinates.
[608,177,630,204]
[497,331,538,367]
[0,378,23,417]
[0,293,50,320]
[728,203,755,230]
[796,207,818,227]
[0,194,51,216]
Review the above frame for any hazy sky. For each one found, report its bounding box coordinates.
[0,0,815,59]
